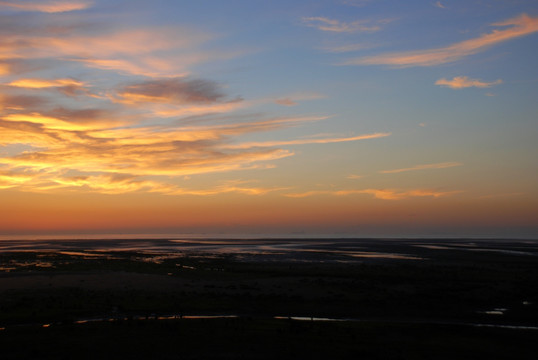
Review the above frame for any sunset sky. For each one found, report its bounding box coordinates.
[0,0,537,238]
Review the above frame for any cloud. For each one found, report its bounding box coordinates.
[285,188,460,200]
[108,77,246,118]
[27,174,285,196]
[226,132,391,149]
[7,77,88,96]
[434,1,446,9]
[342,14,538,67]
[167,180,287,196]
[302,17,382,33]
[273,92,325,106]
[0,170,34,189]
[115,77,228,105]
[380,162,462,174]
[0,0,92,13]
[1,24,216,77]
[435,76,503,89]
[0,7,389,197]
[274,98,297,106]
[0,110,354,194]
[346,174,363,179]
[7,78,83,89]
[0,94,48,111]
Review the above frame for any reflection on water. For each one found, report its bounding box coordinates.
[473,324,538,330]
[0,238,431,263]
[478,308,508,315]
[0,260,55,272]
[0,238,536,268]
[274,316,346,322]
[23,314,538,332]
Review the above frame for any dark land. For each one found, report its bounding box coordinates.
[0,238,537,359]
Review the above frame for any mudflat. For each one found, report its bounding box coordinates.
[0,238,537,359]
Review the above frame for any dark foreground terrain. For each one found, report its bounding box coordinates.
[0,238,537,359]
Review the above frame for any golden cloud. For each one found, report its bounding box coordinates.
[285,188,461,200]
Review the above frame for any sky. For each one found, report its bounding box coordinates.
[0,0,537,238]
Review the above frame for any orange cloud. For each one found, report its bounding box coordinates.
[0,112,330,193]
[7,78,84,89]
[273,92,325,106]
[285,188,460,200]
[7,78,88,96]
[343,14,538,67]
[380,162,462,174]
[274,98,297,106]
[0,0,92,13]
[0,171,33,189]
[435,76,503,89]
[1,26,214,77]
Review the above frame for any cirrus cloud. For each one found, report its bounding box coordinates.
[302,17,383,33]
[342,14,538,67]
[0,0,92,13]
[380,162,463,174]
[435,76,503,89]
[285,188,461,200]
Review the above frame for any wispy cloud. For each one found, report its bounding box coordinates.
[115,77,228,104]
[274,98,297,106]
[342,14,538,67]
[227,132,391,149]
[0,107,370,194]
[104,77,248,118]
[273,92,325,106]
[302,17,383,33]
[0,0,92,13]
[30,175,285,196]
[7,77,88,96]
[435,76,503,89]
[285,188,460,200]
[0,5,390,197]
[1,23,217,77]
[7,78,82,88]
[434,1,446,9]
[380,162,462,174]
